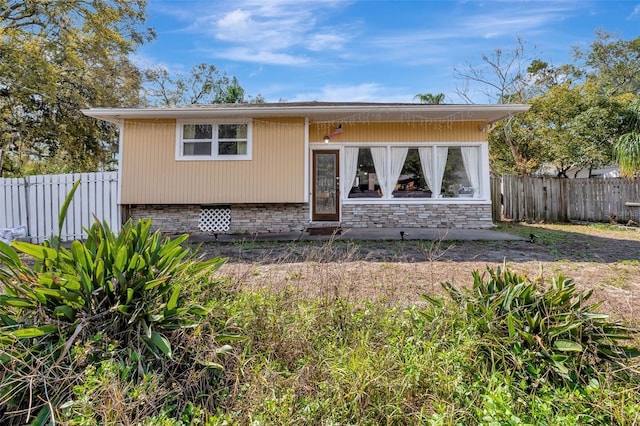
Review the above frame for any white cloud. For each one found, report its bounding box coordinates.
[213,47,310,66]
[161,0,571,69]
[357,3,576,67]
[628,4,640,20]
[216,9,253,38]
[307,33,347,52]
[173,0,353,66]
[130,53,188,75]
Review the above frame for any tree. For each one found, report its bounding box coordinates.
[455,35,634,177]
[488,114,543,176]
[454,38,557,175]
[532,82,627,177]
[453,37,541,104]
[490,82,629,177]
[615,98,640,177]
[0,0,154,177]
[414,93,445,104]
[571,30,640,96]
[143,63,264,106]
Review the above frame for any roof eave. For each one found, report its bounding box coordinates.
[81,104,530,124]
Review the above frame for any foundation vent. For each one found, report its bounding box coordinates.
[199,207,231,233]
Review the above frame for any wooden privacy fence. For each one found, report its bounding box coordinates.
[500,175,640,223]
[0,172,120,243]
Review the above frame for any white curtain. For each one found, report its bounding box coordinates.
[370,147,387,196]
[343,147,359,196]
[389,147,408,196]
[418,147,433,195]
[433,147,448,198]
[461,147,480,197]
[419,147,448,198]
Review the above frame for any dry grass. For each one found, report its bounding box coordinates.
[212,223,640,323]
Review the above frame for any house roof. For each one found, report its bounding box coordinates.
[82,101,530,125]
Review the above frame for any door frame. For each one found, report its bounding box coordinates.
[311,149,340,222]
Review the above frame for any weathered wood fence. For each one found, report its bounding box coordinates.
[497,175,640,223]
[0,172,120,243]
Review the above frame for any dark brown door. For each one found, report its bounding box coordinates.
[312,150,340,221]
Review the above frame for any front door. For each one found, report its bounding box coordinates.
[312,150,340,221]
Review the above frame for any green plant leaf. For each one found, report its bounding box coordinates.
[166,285,180,312]
[507,313,516,338]
[553,339,583,352]
[33,287,65,300]
[117,305,130,314]
[0,313,18,326]
[115,245,128,271]
[13,241,58,261]
[143,277,169,291]
[0,239,22,265]
[195,360,224,371]
[620,347,640,358]
[0,296,35,308]
[53,305,76,321]
[30,403,52,426]
[58,180,81,237]
[215,334,247,343]
[149,331,172,359]
[12,325,58,339]
[187,305,209,316]
[548,322,583,338]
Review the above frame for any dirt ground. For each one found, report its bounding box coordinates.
[201,223,640,323]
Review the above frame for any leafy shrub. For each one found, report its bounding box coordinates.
[0,184,230,424]
[440,266,639,383]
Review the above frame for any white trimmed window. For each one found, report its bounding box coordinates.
[344,144,484,200]
[176,120,251,160]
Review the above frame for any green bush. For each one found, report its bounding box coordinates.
[440,266,640,383]
[0,213,229,424]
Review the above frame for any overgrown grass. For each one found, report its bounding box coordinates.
[212,285,640,425]
[52,274,640,424]
[2,224,640,424]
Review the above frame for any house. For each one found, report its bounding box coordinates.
[82,102,529,235]
[535,164,621,179]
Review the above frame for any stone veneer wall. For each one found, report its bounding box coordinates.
[228,204,309,234]
[127,203,492,234]
[127,204,309,235]
[127,204,201,234]
[341,203,494,229]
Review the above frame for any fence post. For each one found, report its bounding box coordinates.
[490,176,502,222]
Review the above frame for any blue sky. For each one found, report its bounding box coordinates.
[138,0,640,104]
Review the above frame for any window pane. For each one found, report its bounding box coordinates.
[314,152,338,215]
[183,142,211,156]
[183,124,212,139]
[219,124,247,139]
[218,141,248,156]
[236,141,247,155]
[347,148,382,198]
[392,148,432,198]
[441,147,473,198]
